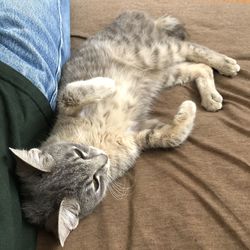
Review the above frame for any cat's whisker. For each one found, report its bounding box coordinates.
[111,181,130,193]
[107,174,131,200]
[107,174,130,191]
[108,185,125,200]
[110,184,130,197]
[108,185,128,200]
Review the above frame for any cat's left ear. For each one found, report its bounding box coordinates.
[9,148,54,175]
[58,198,80,247]
[45,198,80,247]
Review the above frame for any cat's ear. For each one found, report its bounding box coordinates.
[58,198,80,247]
[9,148,54,174]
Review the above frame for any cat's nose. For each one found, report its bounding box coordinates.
[98,154,108,168]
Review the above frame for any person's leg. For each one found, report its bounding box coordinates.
[0,0,70,110]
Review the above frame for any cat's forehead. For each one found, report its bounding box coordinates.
[44,142,90,154]
[43,143,106,161]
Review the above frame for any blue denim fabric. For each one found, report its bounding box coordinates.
[0,0,70,110]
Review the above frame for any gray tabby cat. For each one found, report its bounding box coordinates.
[10,11,240,246]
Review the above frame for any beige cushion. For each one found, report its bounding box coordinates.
[37,1,250,249]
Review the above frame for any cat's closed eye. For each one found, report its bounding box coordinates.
[93,174,100,191]
[74,148,88,159]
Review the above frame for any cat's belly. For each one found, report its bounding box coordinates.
[75,128,140,169]
[47,115,140,160]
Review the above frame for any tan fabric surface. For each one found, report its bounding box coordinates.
[37,1,250,249]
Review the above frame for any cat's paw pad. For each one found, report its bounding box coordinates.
[218,56,240,77]
[201,90,223,112]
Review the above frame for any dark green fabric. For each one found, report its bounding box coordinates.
[0,61,53,250]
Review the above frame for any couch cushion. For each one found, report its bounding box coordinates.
[37,1,250,249]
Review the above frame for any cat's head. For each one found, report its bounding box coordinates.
[10,143,110,246]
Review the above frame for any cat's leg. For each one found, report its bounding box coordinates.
[164,62,223,112]
[139,119,165,130]
[155,15,187,40]
[57,77,116,116]
[182,42,240,76]
[136,100,196,149]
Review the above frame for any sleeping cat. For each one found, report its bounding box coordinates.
[10,11,240,246]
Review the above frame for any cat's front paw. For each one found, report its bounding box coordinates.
[91,77,116,95]
[217,56,240,77]
[201,89,223,112]
[86,77,116,100]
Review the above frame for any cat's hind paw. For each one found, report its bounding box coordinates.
[174,100,196,124]
[201,89,223,112]
[217,56,240,77]
[165,100,196,147]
